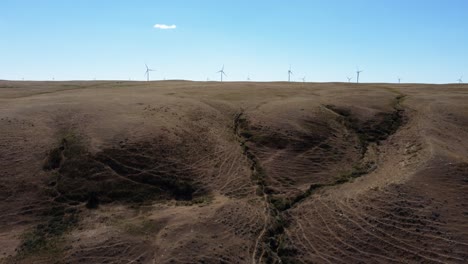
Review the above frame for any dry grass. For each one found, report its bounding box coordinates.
[0,80,467,263]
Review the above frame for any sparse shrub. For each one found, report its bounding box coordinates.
[61,132,86,158]
[240,131,253,139]
[335,162,375,184]
[43,147,63,170]
[270,197,292,211]
[85,192,99,209]
[18,205,79,257]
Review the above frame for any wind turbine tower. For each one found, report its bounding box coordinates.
[457,76,463,84]
[288,66,293,82]
[217,65,227,82]
[356,68,363,83]
[347,77,353,83]
[145,64,155,82]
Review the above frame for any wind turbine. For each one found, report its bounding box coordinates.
[457,76,463,84]
[288,66,293,82]
[356,68,363,83]
[247,75,251,81]
[301,76,306,83]
[217,65,226,82]
[347,76,353,83]
[398,77,402,84]
[144,64,155,82]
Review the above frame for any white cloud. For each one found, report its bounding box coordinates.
[154,24,177,30]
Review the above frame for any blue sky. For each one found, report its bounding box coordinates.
[1,0,467,83]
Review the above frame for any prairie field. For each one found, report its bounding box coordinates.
[0,80,467,263]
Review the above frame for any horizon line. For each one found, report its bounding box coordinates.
[0,79,465,85]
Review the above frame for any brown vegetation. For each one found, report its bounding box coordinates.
[0,80,467,263]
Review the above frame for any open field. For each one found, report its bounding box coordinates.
[0,80,467,263]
